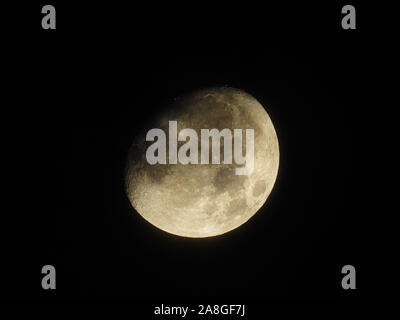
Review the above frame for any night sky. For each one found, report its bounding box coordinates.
[4,0,397,308]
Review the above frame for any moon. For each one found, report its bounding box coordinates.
[125,87,279,238]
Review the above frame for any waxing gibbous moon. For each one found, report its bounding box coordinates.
[125,87,279,238]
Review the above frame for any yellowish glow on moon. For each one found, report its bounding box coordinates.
[125,87,279,238]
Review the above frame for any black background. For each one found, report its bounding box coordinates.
[4,0,397,308]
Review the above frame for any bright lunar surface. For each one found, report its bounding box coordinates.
[125,87,279,238]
